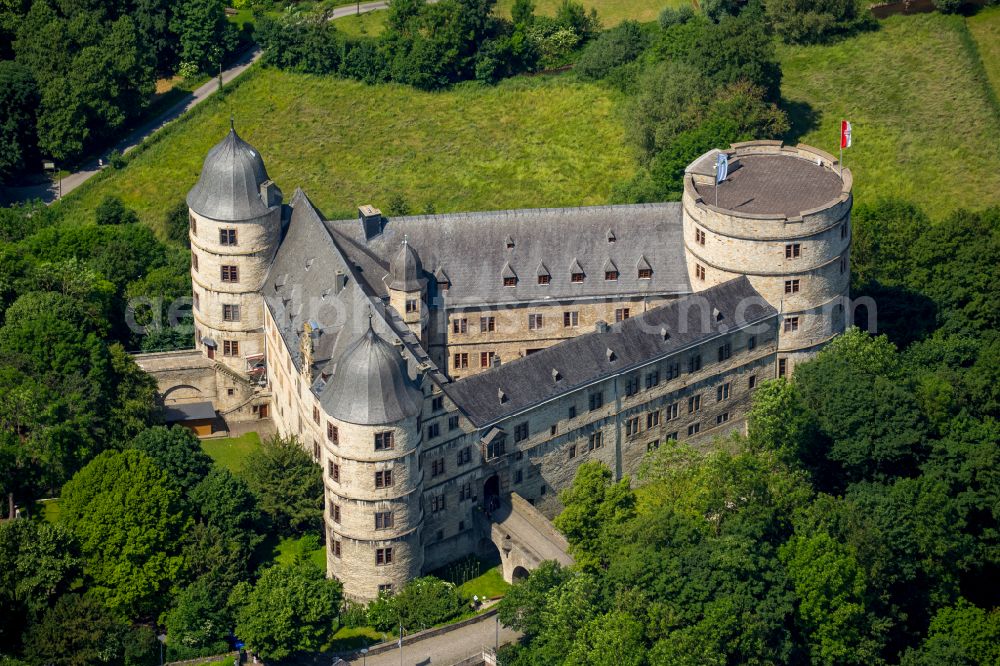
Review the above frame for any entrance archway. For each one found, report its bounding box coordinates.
[484,474,500,515]
[512,566,529,582]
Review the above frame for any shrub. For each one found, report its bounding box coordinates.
[575,21,647,81]
[765,0,871,44]
[340,40,390,84]
[395,577,464,631]
[659,5,695,27]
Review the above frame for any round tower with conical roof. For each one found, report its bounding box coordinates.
[320,321,426,600]
[387,238,427,344]
[187,125,283,377]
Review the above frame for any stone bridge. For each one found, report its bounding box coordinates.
[489,493,573,583]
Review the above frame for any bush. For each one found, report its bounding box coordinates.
[164,200,190,246]
[257,13,341,74]
[340,599,369,628]
[575,21,647,81]
[395,577,464,631]
[765,0,871,44]
[659,5,695,27]
[108,149,127,169]
[340,40,389,84]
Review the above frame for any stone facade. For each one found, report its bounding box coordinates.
[143,134,852,601]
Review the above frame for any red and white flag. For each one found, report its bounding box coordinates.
[840,120,852,149]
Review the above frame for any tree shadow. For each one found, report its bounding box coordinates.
[780,98,821,144]
[852,281,938,348]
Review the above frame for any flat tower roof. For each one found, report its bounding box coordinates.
[694,153,844,217]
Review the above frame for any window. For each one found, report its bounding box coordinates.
[219,228,237,246]
[221,265,239,282]
[480,352,491,368]
[550,424,557,436]
[588,391,603,411]
[645,370,660,389]
[223,304,241,322]
[778,358,787,378]
[312,440,320,459]
[514,469,523,484]
[615,308,630,322]
[568,444,577,459]
[375,511,393,529]
[431,458,445,477]
[666,431,678,442]
[605,270,618,281]
[459,482,473,500]
[333,504,341,522]
[784,279,800,294]
[376,548,393,565]
[748,335,757,351]
[625,376,640,397]
[647,411,660,428]
[841,257,847,274]
[449,415,460,431]
[503,276,517,287]
[375,432,394,450]
[456,447,471,465]
[688,354,702,373]
[687,423,701,436]
[666,363,681,380]
[785,243,801,259]
[378,583,393,594]
[695,264,706,280]
[514,422,529,442]
[193,292,200,311]
[452,318,467,334]
[688,394,701,413]
[327,422,338,444]
[784,317,800,333]
[638,268,652,279]
[695,228,706,245]
[480,316,495,332]
[568,405,577,419]
[528,314,543,330]
[538,274,551,285]
[717,382,731,401]
[588,431,604,450]
[563,311,579,327]
[332,540,342,558]
[431,495,446,512]
[749,374,757,389]
[223,340,239,357]
[375,469,393,488]
[453,353,469,369]
[841,223,848,239]
[426,423,440,439]
[192,252,199,271]
[405,299,419,313]
[665,402,679,420]
[718,342,732,362]
[432,395,444,411]
[189,215,197,234]
[717,412,730,425]
[625,416,640,437]
[647,440,660,452]
[328,462,340,482]
[312,406,320,424]
[486,437,506,460]
[571,272,585,283]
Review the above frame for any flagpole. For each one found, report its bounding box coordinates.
[839,145,843,177]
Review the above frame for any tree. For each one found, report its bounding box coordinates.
[765,0,869,43]
[575,20,647,81]
[94,196,139,226]
[171,0,235,74]
[22,594,127,666]
[553,461,635,569]
[0,60,38,184]
[511,0,535,26]
[128,425,213,493]
[230,562,342,661]
[165,579,231,659]
[0,520,81,652]
[242,435,323,536]
[164,200,190,246]
[688,9,782,101]
[394,577,463,630]
[59,449,189,618]
[496,561,571,637]
[905,599,1000,665]
[178,522,251,592]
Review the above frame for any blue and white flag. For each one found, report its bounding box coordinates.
[716,152,728,184]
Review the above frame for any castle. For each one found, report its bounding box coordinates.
[147,131,852,599]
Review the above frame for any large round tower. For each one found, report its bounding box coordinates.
[682,140,852,375]
[321,323,425,600]
[187,125,283,374]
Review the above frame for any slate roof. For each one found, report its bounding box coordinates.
[442,277,776,427]
[389,240,426,291]
[187,128,275,221]
[324,203,691,307]
[163,401,216,423]
[693,153,843,217]
[262,191,432,421]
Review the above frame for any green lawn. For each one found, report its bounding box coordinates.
[495,0,686,26]
[40,498,61,523]
[271,534,327,570]
[457,565,510,600]
[335,8,388,38]
[329,625,386,652]
[778,13,1000,218]
[968,5,1000,100]
[59,68,632,232]
[201,432,261,475]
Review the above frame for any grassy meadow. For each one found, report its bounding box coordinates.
[201,432,262,475]
[335,8,388,38]
[495,0,685,26]
[778,12,1000,218]
[967,5,1000,99]
[60,69,632,231]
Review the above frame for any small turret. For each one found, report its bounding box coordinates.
[387,238,427,343]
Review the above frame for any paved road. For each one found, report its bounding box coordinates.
[341,613,521,666]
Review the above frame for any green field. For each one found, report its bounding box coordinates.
[201,432,262,475]
[60,69,632,231]
[335,7,388,37]
[778,12,1000,218]
[456,565,510,600]
[968,5,1000,99]
[495,0,685,26]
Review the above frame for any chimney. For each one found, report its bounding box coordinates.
[491,354,501,369]
[358,205,383,241]
[595,320,609,334]
[260,180,282,207]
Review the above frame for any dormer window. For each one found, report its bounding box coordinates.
[605,271,618,281]
[504,235,514,249]
[538,275,550,285]
[638,268,652,279]
[501,262,517,287]
[571,273,584,283]
[607,228,616,243]
[503,277,517,287]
